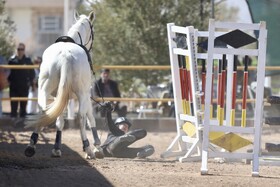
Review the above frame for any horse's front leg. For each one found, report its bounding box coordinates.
[25,127,40,157]
[87,111,100,146]
[87,109,103,159]
[51,114,64,157]
[77,113,95,159]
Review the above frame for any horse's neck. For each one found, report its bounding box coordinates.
[67,19,88,46]
[67,32,81,45]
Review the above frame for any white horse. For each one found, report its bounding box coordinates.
[24,11,101,159]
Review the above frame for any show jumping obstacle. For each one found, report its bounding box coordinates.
[201,19,267,177]
[161,19,268,177]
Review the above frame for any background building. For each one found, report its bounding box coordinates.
[5,0,81,57]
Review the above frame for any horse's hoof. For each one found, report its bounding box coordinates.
[51,149,62,157]
[85,152,96,159]
[84,147,95,159]
[93,147,104,159]
[25,146,35,157]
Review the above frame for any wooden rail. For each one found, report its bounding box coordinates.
[0,65,39,69]
[1,97,173,102]
[2,64,280,71]
[0,65,171,70]
[1,97,265,104]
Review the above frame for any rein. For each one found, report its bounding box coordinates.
[77,19,94,52]
[90,72,105,107]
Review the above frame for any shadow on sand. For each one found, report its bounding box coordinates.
[0,122,113,187]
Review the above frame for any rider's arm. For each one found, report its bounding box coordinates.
[105,110,124,136]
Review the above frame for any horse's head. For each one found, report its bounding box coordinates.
[68,11,95,51]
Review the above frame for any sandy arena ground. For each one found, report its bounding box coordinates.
[1,118,280,187]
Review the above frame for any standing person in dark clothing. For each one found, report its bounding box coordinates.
[27,56,42,114]
[93,68,127,117]
[8,43,35,119]
[94,102,154,159]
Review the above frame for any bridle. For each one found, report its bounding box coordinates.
[77,18,94,52]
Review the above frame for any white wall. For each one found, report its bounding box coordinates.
[8,8,33,56]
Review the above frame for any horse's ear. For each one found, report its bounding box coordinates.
[88,11,95,22]
[74,10,80,21]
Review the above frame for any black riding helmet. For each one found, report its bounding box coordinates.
[114,117,132,128]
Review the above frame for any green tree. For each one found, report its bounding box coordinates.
[83,0,211,93]
[0,0,16,59]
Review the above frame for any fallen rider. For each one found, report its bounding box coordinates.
[94,102,154,159]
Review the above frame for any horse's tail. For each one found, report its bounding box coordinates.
[25,52,72,129]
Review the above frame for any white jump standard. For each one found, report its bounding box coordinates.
[201,19,268,177]
[161,22,230,162]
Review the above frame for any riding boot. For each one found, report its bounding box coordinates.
[137,145,155,158]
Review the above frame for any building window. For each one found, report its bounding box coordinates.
[38,16,63,33]
[37,15,63,54]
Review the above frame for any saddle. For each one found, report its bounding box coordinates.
[55,36,94,74]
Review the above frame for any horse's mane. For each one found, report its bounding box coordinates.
[67,15,90,43]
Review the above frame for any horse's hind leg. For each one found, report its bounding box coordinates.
[51,114,64,157]
[25,128,40,157]
[25,83,51,157]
